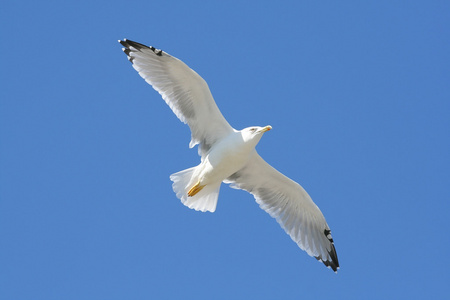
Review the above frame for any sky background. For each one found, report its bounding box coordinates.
[1,0,449,299]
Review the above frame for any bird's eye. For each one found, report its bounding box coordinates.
[250,128,256,132]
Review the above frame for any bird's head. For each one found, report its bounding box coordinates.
[241,125,272,145]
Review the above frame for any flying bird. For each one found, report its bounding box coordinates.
[119,39,339,272]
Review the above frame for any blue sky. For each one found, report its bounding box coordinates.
[1,0,449,299]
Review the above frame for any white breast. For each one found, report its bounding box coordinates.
[198,131,254,185]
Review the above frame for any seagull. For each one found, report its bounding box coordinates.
[119,39,339,272]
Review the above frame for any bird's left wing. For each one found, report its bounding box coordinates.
[225,151,339,272]
[119,39,234,156]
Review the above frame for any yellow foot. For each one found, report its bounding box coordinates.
[188,181,205,197]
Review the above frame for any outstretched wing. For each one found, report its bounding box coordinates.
[119,39,234,156]
[226,151,339,272]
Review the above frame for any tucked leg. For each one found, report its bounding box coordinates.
[188,181,205,197]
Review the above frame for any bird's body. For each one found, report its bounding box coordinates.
[119,39,340,272]
[195,127,271,190]
[172,126,271,212]
[197,129,258,186]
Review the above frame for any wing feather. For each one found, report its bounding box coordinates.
[119,39,234,156]
[226,151,339,272]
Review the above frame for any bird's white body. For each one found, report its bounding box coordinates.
[193,128,263,187]
[171,126,269,213]
[119,39,340,272]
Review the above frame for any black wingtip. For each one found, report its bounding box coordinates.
[315,228,340,273]
[118,39,127,47]
[119,39,164,57]
[121,39,149,51]
[315,249,339,272]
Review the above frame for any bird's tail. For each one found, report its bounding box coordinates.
[170,167,221,212]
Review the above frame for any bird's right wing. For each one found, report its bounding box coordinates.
[225,151,339,272]
[119,39,234,156]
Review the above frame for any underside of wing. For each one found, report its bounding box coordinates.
[226,151,339,272]
[119,39,234,156]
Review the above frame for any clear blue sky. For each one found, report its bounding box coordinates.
[1,0,449,299]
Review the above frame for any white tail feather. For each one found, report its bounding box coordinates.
[170,167,221,212]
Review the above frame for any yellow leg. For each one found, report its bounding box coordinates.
[188,181,205,197]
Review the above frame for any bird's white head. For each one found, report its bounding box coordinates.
[241,125,272,145]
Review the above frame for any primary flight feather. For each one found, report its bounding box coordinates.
[119,39,339,272]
